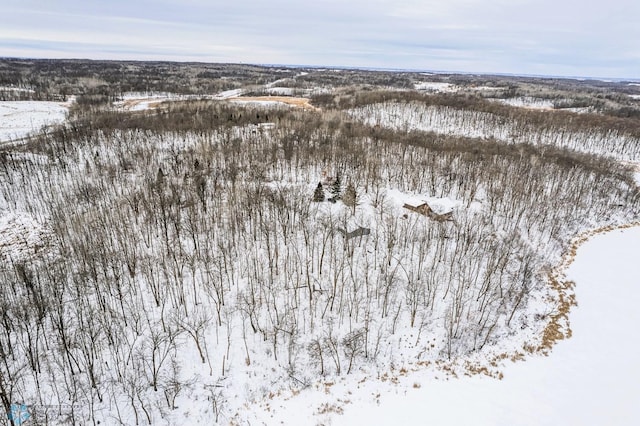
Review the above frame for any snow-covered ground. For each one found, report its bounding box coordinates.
[0,101,68,142]
[0,86,35,94]
[264,87,296,96]
[348,102,640,162]
[114,92,195,111]
[0,212,53,263]
[228,98,290,108]
[113,85,324,111]
[490,97,595,114]
[414,82,457,92]
[470,86,503,92]
[385,188,461,215]
[213,88,244,99]
[492,96,555,110]
[244,225,640,425]
[413,83,504,95]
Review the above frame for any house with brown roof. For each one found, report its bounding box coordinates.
[403,202,453,222]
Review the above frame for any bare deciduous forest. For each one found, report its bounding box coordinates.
[1,59,639,424]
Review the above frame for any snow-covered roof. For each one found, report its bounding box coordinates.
[389,189,458,215]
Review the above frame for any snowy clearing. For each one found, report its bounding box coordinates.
[469,86,503,92]
[264,87,296,96]
[492,96,555,110]
[114,92,204,111]
[115,98,167,111]
[385,188,461,215]
[414,82,457,92]
[0,86,35,94]
[213,88,244,99]
[0,101,68,142]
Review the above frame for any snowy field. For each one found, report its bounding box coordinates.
[492,96,555,110]
[414,82,457,92]
[113,92,217,111]
[244,225,640,425]
[113,85,324,111]
[213,88,244,99]
[0,101,68,142]
[113,92,180,111]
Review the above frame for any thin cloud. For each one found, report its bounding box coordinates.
[0,0,637,78]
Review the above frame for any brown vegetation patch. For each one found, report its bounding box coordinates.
[317,402,344,415]
[228,96,319,111]
[120,98,165,110]
[435,221,640,380]
[536,221,640,354]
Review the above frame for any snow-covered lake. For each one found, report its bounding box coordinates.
[247,226,640,425]
[0,101,68,142]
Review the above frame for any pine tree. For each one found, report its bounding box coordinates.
[343,181,357,213]
[156,167,165,185]
[155,167,165,193]
[331,172,342,200]
[313,182,325,202]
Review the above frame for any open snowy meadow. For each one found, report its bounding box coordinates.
[0,101,68,144]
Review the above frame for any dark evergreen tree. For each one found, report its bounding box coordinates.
[331,172,342,200]
[155,167,165,193]
[313,182,325,202]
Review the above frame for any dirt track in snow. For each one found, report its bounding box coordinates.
[227,96,319,111]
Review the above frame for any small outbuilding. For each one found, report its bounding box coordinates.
[337,226,371,240]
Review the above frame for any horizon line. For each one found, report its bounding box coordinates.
[1,55,638,83]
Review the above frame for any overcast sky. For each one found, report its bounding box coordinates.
[1,0,638,79]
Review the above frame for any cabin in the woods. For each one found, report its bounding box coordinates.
[403,202,454,222]
[337,226,371,240]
